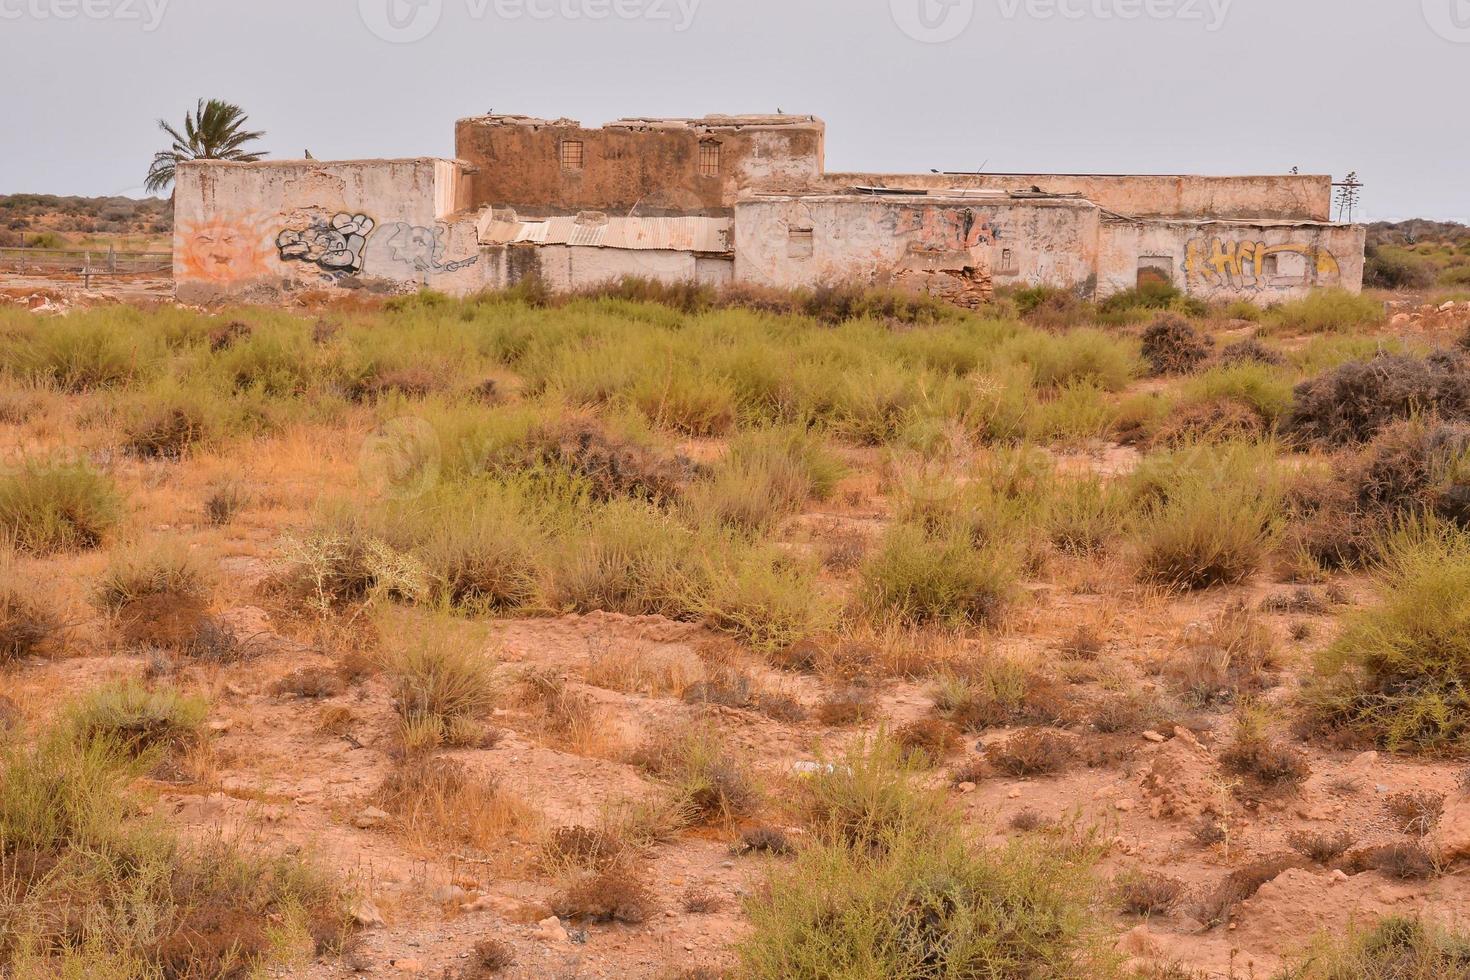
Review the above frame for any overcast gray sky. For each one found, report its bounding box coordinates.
[1,0,1466,221]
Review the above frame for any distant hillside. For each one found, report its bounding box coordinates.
[0,194,171,250]
[1365,219,1470,290]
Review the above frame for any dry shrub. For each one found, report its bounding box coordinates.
[816,684,877,727]
[551,860,657,924]
[893,718,960,766]
[1168,601,1279,705]
[1008,808,1049,832]
[1357,841,1442,880]
[1218,712,1311,794]
[1141,315,1212,376]
[1058,623,1104,661]
[519,670,601,752]
[207,319,252,351]
[1386,791,1446,837]
[204,482,247,526]
[985,728,1077,777]
[1089,689,1170,735]
[271,666,346,700]
[1286,829,1356,864]
[538,418,695,503]
[1193,854,1301,926]
[631,725,759,826]
[1260,586,1329,615]
[681,883,723,914]
[950,757,988,786]
[1283,916,1470,979]
[1151,397,1266,448]
[123,404,207,459]
[541,824,630,872]
[1284,350,1470,446]
[1189,818,1228,848]
[318,705,357,737]
[1219,337,1286,368]
[0,573,61,662]
[735,826,795,857]
[374,756,530,850]
[451,938,516,978]
[1113,870,1184,916]
[392,634,497,748]
[933,660,1076,732]
[0,693,20,731]
[586,640,701,698]
[66,679,208,759]
[348,364,443,402]
[819,526,868,573]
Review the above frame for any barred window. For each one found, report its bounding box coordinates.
[699,140,721,178]
[559,140,585,171]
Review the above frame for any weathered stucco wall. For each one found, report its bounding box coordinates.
[455,115,825,215]
[1097,219,1367,301]
[478,244,703,292]
[734,196,1099,292]
[821,173,1332,222]
[174,158,480,302]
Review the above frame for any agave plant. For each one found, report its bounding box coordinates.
[144,98,266,193]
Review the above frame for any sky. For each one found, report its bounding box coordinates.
[1,0,1467,222]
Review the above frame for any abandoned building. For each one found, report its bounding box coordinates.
[173,113,1366,306]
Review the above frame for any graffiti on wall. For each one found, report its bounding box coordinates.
[1184,237,1341,290]
[891,206,999,251]
[382,222,480,273]
[177,214,274,284]
[276,213,376,275]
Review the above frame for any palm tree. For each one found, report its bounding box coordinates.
[145,98,266,193]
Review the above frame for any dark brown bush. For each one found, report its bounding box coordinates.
[1113,871,1184,916]
[1193,855,1301,926]
[551,861,657,924]
[894,718,960,765]
[1141,315,1213,376]
[1362,841,1441,880]
[1218,337,1286,368]
[349,365,443,402]
[453,938,515,977]
[816,685,876,727]
[543,825,628,871]
[1151,398,1266,448]
[1008,808,1049,832]
[124,406,206,459]
[1386,791,1446,837]
[537,419,698,503]
[734,825,795,856]
[271,666,347,700]
[681,884,723,914]
[1283,350,1470,446]
[1286,829,1356,864]
[985,728,1077,777]
[206,319,252,352]
[0,585,59,662]
[1220,732,1311,793]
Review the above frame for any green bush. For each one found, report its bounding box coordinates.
[65,680,208,758]
[1303,523,1470,752]
[1269,288,1385,334]
[0,462,123,554]
[740,734,1112,980]
[1285,916,1470,979]
[860,523,1019,627]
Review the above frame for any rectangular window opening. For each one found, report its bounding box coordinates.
[559,140,585,171]
[699,140,722,178]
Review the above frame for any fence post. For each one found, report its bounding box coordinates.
[84,252,91,290]
[108,245,116,273]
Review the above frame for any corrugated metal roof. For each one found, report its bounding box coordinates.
[478,214,732,254]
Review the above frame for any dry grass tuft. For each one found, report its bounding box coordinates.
[1286,829,1356,864]
[1386,791,1446,837]
[374,756,532,851]
[984,728,1077,777]
[1113,870,1184,916]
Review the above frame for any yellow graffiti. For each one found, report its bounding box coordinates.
[1184,238,1340,290]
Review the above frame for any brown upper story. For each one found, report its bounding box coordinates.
[454,114,826,216]
[455,112,1334,222]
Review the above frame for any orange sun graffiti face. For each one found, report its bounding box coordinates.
[177,215,274,284]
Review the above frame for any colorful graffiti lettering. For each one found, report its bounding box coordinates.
[176,214,274,284]
[1184,237,1340,290]
[276,213,376,274]
[383,222,479,273]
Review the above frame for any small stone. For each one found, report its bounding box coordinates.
[208,719,233,734]
[430,884,470,905]
[1114,798,1136,813]
[1142,731,1165,744]
[392,959,424,973]
[353,806,391,830]
[957,781,977,794]
[352,898,386,929]
[1331,870,1349,883]
[537,915,569,944]
[1007,788,1022,799]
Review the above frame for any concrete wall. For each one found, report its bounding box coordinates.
[174,158,479,302]
[734,196,1099,292]
[820,173,1333,222]
[478,244,722,292]
[1098,219,1367,301]
[455,115,825,215]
